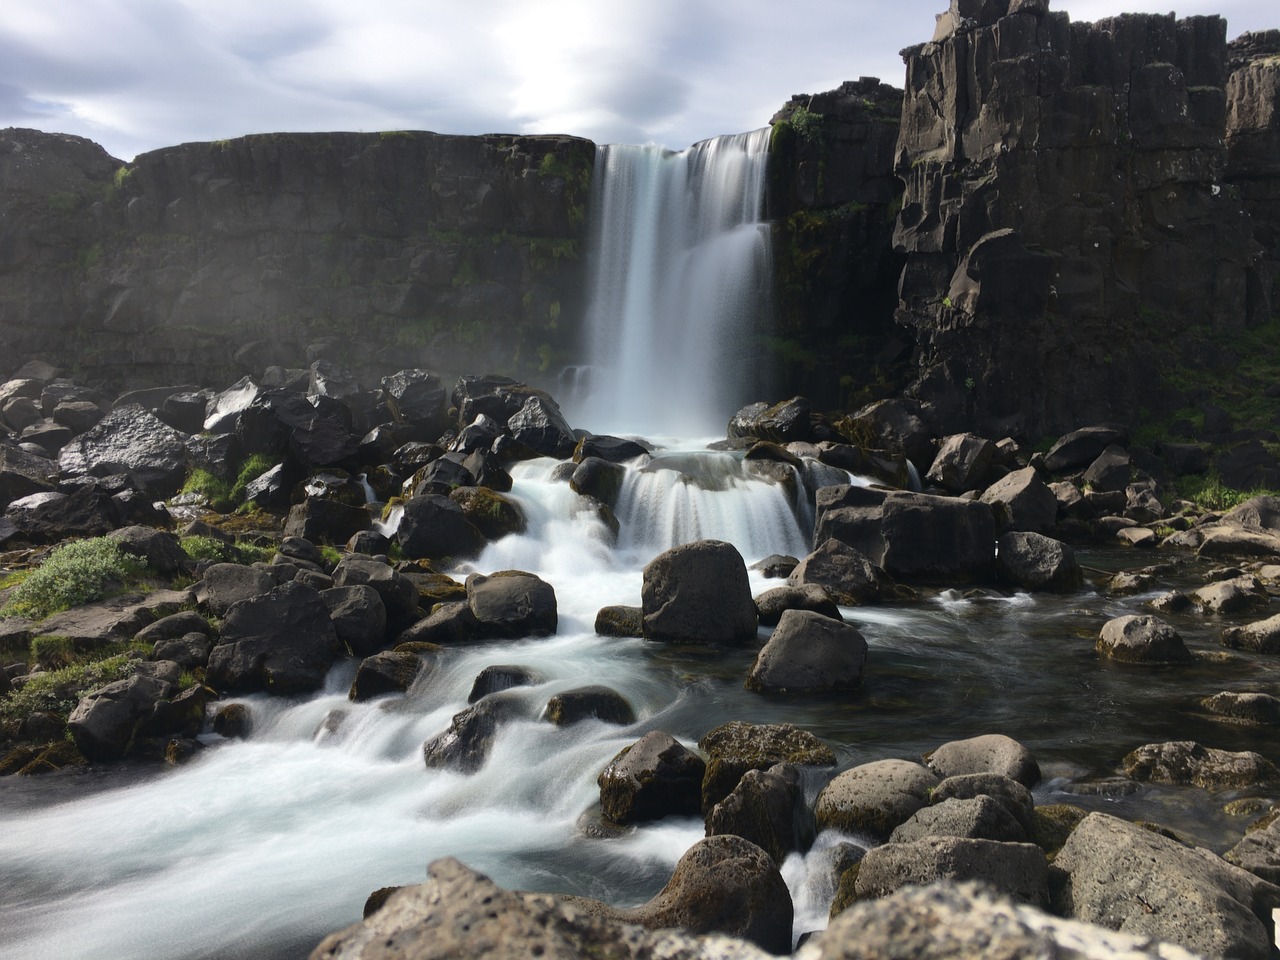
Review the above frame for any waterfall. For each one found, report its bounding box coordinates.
[568,129,774,437]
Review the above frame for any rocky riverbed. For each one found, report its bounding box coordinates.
[3,362,1280,959]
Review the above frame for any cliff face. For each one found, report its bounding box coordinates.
[0,129,593,391]
[1227,30,1280,304]
[891,0,1269,436]
[766,79,907,411]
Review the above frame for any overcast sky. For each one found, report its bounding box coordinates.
[1,0,1275,162]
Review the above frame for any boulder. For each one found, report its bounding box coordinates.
[814,881,1199,960]
[597,731,705,824]
[1081,445,1131,493]
[396,602,478,646]
[593,605,643,637]
[787,539,886,605]
[979,467,1058,533]
[1044,426,1128,474]
[573,434,648,464]
[931,773,1036,840]
[995,531,1082,592]
[925,433,995,493]
[397,494,486,561]
[836,398,936,472]
[321,584,388,657]
[466,664,543,703]
[58,404,189,497]
[283,499,371,545]
[753,583,842,625]
[1202,691,1280,725]
[2,489,116,544]
[698,721,836,815]
[1191,575,1270,615]
[0,444,59,509]
[544,685,634,726]
[815,759,940,840]
[889,796,1028,844]
[856,836,1049,908]
[107,526,188,575]
[1122,741,1280,789]
[507,394,576,459]
[745,609,868,694]
[202,563,276,618]
[349,650,429,702]
[422,695,530,774]
[926,734,1040,788]
[331,555,419,623]
[380,370,447,436]
[1053,812,1279,960]
[206,581,343,695]
[67,673,176,761]
[641,540,757,644]
[728,396,812,444]
[466,571,557,639]
[1097,615,1193,664]
[449,487,525,540]
[568,457,626,508]
[150,632,214,670]
[706,763,815,866]
[1223,614,1280,653]
[1226,818,1280,885]
[750,554,799,579]
[136,610,214,646]
[212,703,251,739]
[879,492,997,583]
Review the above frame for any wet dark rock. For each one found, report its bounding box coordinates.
[397,494,486,562]
[507,394,575,459]
[835,399,936,473]
[706,763,815,866]
[593,605,643,638]
[206,581,343,695]
[467,664,543,703]
[459,448,512,492]
[978,467,1057,534]
[67,674,176,761]
[466,571,557,639]
[1044,427,1130,475]
[754,583,842,625]
[2,489,116,545]
[568,457,625,509]
[422,694,529,774]
[544,685,634,726]
[641,539,757,644]
[698,721,836,816]
[58,404,189,498]
[1122,740,1280,789]
[880,493,997,584]
[0,444,59,509]
[745,609,867,694]
[107,525,188,575]
[332,554,419,623]
[380,370,447,437]
[925,434,995,493]
[573,434,648,464]
[150,632,213,670]
[750,554,799,579]
[283,499,371,545]
[995,531,1082,593]
[788,539,886,605]
[448,486,525,540]
[396,602,478,646]
[349,650,429,702]
[321,584,388,657]
[1054,812,1279,960]
[728,396,812,445]
[408,455,474,497]
[815,759,939,840]
[597,731,704,825]
[1097,614,1193,664]
[926,734,1040,789]
[202,563,276,617]
[1081,445,1131,493]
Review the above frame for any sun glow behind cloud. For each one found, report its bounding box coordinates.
[0,0,1274,159]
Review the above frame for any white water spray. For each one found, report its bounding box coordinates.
[568,130,774,436]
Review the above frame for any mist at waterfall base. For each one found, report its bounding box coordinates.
[4,132,1280,960]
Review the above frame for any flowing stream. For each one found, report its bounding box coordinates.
[4,130,1280,959]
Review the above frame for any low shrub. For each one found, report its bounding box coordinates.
[0,653,139,723]
[0,539,150,621]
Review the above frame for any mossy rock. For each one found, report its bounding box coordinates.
[699,721,836,815]
[1030,803,1088,857]
[829,863,860,919]
[594,605,643,638]
[448,487,526,541]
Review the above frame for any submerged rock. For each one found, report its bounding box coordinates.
[1097,615,1193,664]
[1122,740,1280,789]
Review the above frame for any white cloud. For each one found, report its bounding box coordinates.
[0,0,1274,160]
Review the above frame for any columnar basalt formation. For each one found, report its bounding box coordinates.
[892,0,1268,436]
[0,129,592,390]
[1227,30,1280,303]
[767,78,907,410]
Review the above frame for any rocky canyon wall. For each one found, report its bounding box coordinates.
[888,0,1277,437]
[0,129,592,392]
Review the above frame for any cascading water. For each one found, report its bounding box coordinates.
[567,130,774,437]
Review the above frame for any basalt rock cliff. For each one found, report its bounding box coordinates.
[0,129,591,392]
